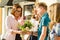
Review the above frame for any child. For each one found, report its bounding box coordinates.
[29,14,39,40]
[50,18,60,40]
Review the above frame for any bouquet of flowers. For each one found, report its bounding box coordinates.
[18,20,33,31]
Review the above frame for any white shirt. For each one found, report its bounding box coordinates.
[30,18,39,32]
[4,15,24,40]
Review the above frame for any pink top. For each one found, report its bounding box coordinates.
[4,15,24,40]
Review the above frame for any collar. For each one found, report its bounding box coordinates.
[10,14,21,20]
[10,14,15,19]
[42,12,48,17]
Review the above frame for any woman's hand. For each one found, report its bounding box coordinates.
[11,30,23,34]
[17,31,24,34]
[18,31,26,34]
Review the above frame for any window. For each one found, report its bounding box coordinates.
[23,4,34,20]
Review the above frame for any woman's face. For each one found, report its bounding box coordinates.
[14,8,22,18]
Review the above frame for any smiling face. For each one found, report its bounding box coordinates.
[36,6,45,17]
[34,3,47,17]
[14,8,22,18]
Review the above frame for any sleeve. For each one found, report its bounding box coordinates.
[5,16,21,34]
[50,25,56,39]
[42,17,50,27]
[5,16,13,32]
[51,25,56,34]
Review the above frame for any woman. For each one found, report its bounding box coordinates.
[4,4,24,40]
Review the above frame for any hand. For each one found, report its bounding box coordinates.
[19,31,26,34]
[11,30,15,34]
[26,31,32,35]
[16,31,23,34]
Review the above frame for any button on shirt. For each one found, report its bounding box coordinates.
[38,12,51,40]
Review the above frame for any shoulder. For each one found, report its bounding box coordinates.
[42,16,47,21]
[43,15,50,22]
[6,16,14,21]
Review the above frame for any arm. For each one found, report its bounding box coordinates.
[11,29,22,34]
[40,26,47,40]
[39,16,50,40]
[5,16,22,34]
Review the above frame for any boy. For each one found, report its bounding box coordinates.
[36,3,51,40]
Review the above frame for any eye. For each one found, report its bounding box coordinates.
[40,7,43,9]
[16,10,21,12]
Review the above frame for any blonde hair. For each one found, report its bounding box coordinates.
[56,16,60,23]
[35,2,47,10]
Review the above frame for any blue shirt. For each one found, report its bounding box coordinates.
[38,12,51,40]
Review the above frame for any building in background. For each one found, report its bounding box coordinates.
[0,0,60,40]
